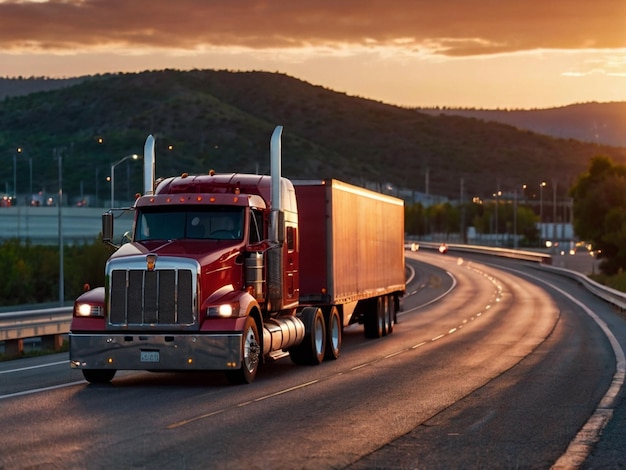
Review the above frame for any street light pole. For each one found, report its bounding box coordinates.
[56,148,64,306]
[539,181,547,247]
[513,187,518,249]
[110,154,140,208]
[28,157,32,203]
[493,190,501,246]
[13,147,22,202]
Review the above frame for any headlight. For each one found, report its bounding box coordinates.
[75,303,104,317]
[208,302,240,317]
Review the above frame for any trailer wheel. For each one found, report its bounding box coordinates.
[289,307,326,365]
[225,316,260,384]
[82,369,116,384]
[384,295,394,335]
[324,306,342,360]
[364,297,384,339]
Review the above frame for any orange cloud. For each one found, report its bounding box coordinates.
[0,0,624,55]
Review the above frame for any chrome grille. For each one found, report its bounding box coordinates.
[109,268,195,326]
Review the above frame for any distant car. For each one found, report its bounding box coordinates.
[438,243,448,254]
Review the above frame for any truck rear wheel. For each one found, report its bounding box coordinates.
[225,316,260,384]
[289,307,326,365]
[364,297,384,339]
[82,369,116,384]
[383,295,394,335]
[324,306,342,360]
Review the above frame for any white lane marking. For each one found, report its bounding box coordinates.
[0,381,85,400]
[497,266,625,469]
[168,380,320,429]
[402,271,457,313]
[549,280,626,469]
[0,360,67,374]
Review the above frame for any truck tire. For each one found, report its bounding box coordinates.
[289,307,326,365]
[384,295,394,335]
[324,306,342,360]
[225,316,261,384]
[82,369,116,384]
[364,297,384,339]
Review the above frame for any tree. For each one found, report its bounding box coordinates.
[570,155,626,275]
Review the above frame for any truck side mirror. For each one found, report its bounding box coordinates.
[102,212,114,243]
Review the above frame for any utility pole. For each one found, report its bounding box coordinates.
[56,148,64,306]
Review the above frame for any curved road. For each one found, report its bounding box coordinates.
[0,250,624,469]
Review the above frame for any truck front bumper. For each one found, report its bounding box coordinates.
[69,332,242,371]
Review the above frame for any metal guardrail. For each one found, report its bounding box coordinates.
[0,307,72,342]
[411,241,552,263]
[538,265,626,312]
[409,241,626,311]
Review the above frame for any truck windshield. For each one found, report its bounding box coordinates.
[135,207,245,241]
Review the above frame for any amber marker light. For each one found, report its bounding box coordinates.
[209,197,216,203]
[196,196,203,202]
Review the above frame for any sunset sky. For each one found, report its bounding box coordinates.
[0,0,624,109]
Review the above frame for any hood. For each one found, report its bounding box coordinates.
[110,240,242,268]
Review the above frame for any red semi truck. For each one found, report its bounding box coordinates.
[70,126,405,384]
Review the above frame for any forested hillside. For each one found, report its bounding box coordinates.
[1,70,625,203]
[418,102,626,147]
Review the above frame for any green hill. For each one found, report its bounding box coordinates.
[417,102,626,147]
[1,69,625,205]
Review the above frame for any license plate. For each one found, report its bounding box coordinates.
[140,350,160,363]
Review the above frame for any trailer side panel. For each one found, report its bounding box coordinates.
[296,180,405,305]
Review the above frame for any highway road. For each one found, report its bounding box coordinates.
[1,250,624,469]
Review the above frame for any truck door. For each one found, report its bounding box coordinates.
[284,224,299,305]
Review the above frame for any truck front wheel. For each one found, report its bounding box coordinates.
[225,316,261,384]
[82,369,116,384]
[289,307,326,365]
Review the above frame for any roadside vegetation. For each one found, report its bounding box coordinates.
[570,155,626,278]
[0,237,113,305]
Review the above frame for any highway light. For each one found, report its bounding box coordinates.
[110,154,141,208]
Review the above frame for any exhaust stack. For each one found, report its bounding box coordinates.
[143,135,156,195]
[270,126,283,243]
